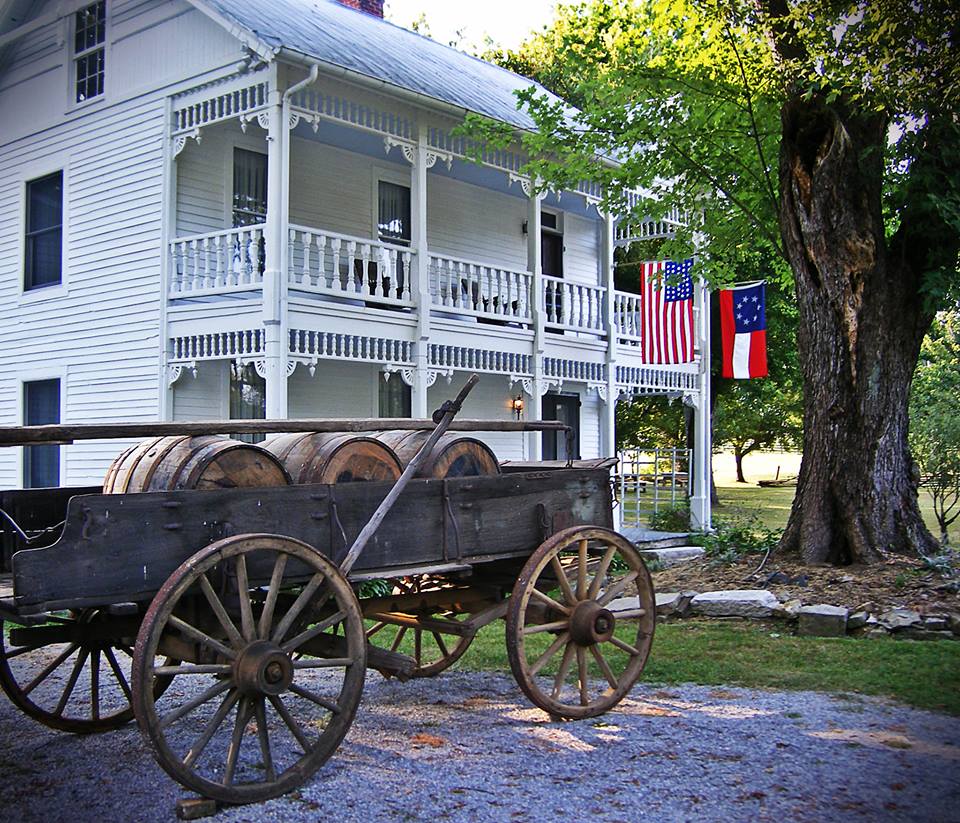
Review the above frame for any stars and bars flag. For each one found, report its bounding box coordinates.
[719,281,768,378]
[639,258,695,364]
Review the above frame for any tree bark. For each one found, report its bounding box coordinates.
[734,446,747,483]
[776,97,939,564]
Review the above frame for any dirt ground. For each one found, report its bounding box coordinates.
[652,552,960,616]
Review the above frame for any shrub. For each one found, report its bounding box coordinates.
[692,515,781,565]
[647,501,691,532]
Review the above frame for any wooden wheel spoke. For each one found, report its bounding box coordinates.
[258,553,288,640]
[22,643,79,696]
[551,643,576,701]
[576,646,589,706]
[431,631,450,659]
[168,615,236,660]
[103,647,132,701]
[90,649,100,721]
[521,619,569,636]
[597,571,639,606]
[159,679,233,729]
[183,689,240,769]
[587,545,617,600]
[366,621,388,638]
[154,663,233,676]
[389,626,408,653]
[292,658,353,669]
[529,631,570,677]
[550,555,577,605]
[223,696,251,786]
[288,683,341,714]
[608,607,646,620]
[199,573,244,649]
[54,648,88,716]
[3,643,46,660]
[234,555,256,642]
[576,539,588,599]
[271,573,326,645]
[607,635,642,657]
[268,694,311,753]
[529,587,571,615]
[281,610,348,655]
[413,629,422,664]
[589,644,619,689]
[254,697,277,782]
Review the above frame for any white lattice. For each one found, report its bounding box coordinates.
[289,330,414,365]
[542,358,606,383]
[170,330,264,362]
[429,345,532,376]
[173,79,269,136]
[290,88,413,141]
[616,365,698,395]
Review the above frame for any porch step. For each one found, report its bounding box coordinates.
[620,528,692,549]
[639,546,705,568]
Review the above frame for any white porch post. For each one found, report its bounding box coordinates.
[410,128,431,419]
[690,275,712,530]
[601,209,617,458]
[262,66,288,419]
[527,184,544,459]
[158,96,176,421]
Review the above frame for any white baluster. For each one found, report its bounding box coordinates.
[315,234,325,289]
[330,237,342,291]
[360,242,371,297]
[401,251,412,302]
[346,240,357,293]
[387,248,397,299]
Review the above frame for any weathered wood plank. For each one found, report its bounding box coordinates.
[0,419,570,447]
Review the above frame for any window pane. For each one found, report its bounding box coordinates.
[26,229,62,288]
[233,149,268,226]
[25,173,63,290]
[27,173,62,232]
[379,372,411,418]
[230,363,266,443]
[75,2,106,52]
[75,50,105,103]
[24,380,60,488]
[378,181,411,244]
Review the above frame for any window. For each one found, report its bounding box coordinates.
[230,363,266,443]
[24,380,60,488]
[74,1,106,104]
[542,393,580,461]
[379,372,411,418]
[232,149,268,227]
[24,172,63,291]
[541,211,563,277]
[377,181,411,245]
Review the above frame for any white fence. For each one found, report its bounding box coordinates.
[617,447,691,527]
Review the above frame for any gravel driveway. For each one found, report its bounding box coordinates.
[2,672,958,823]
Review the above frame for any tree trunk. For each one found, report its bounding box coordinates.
[777,97,939,564]
[734,447,746,483]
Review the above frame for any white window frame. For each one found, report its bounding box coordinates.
[17,159,70,303]
[67,0,110,112]
[16,369,69,489]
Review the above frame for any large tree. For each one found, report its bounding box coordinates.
[478,0,960,563]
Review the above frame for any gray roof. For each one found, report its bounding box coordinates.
[195,0,564,131]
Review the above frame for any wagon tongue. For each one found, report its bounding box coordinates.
[338,374,480,577]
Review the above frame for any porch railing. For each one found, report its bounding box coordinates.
[287,226,414,307]
[429,253,533,324]
[169,225,265,295]
[542,275,605,334]
[614,290,642,340]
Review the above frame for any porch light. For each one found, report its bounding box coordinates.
[512,394,524,419]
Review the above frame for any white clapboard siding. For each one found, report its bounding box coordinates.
[173,362,228,420]
[288,361,380,418]
[562,213,602,287]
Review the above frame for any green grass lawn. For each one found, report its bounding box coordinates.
[453,619,960,715]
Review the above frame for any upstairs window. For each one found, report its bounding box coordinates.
[74,1,106,104]
[25,172,63,291]
[232,149,268,227]
[377,181,410,246]
[24,379,60,488]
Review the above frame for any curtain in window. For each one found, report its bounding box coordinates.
[378,181,411,245]
[232,149,268,227]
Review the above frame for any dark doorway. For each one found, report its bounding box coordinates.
[542,393,580,460]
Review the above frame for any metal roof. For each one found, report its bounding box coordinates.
[194,0,564,131]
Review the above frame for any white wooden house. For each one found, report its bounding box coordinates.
[0,0,711,527]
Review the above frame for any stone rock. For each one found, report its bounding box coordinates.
[772,598,802,621]
[922,616,950,632]
[864,626,889,639]
[639,546,706,568]
[897,628,957,642]
[676,590,699,617]
[877,609,922,631]
[655,592,683,616]
[797,604,848,638]
[847,611,870,630]
[691,590,780,618]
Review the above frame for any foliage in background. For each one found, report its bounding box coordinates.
[691,514,781,565]
[910,311,960,543]
[647,501,691,532]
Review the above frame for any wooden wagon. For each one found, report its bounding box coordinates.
[0,376,656,807]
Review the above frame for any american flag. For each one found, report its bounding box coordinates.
[640,258,695,364]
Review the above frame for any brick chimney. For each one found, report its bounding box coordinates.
[335,0,384,17]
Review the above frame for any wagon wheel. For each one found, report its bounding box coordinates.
[132,534,366,805]
[506,526,655,719]
[0,609,171,734]
[365,576,474,678]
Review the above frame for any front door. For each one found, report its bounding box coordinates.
[542,393,581,460]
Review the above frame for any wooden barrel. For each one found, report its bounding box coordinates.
[373,430,501,479]
[263,432,403,484]
[103,435,290,493]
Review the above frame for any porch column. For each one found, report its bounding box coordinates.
[527,183,544,459]
[690,275,712,530]
[262,68,288,419]
[158,96,176,421]
[410,129,431,419]
[601,208,617,458]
